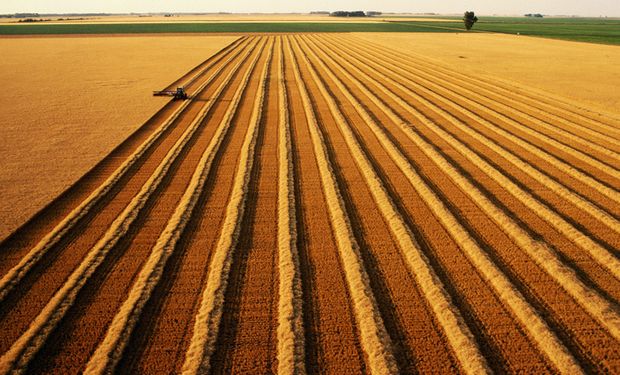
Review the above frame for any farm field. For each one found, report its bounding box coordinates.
[0,35,238,241]
[0,33,619,374]
[388,16,620,45]
[355,32,620,115]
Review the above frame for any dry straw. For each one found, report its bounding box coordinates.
[322,36,620,280]
[311,33,620,353]
[295,35,490,375]
[344,35,620,135]
[275,37,306,375]
[82,38,265,375]
[0,36,254,305]
[286,36,398,375]
[181,37,273,375]
[0,37,260,375]
[303,35,588,373]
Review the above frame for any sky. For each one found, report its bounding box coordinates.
[1,0,619,17]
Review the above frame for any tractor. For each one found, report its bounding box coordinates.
[153,87,188,100]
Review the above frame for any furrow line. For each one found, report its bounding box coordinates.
[0,36,253,304]
[0,37,261,375]
[318,36,620,276]
[308,35,620,343]
[302,35,587,374]
[329,36,620,191]
[293,36,491,374]
[275,37,306,375]
[337,35,620,147]
[319,36,620,233]
[344,35,620,133]
[180,37,273,375]
[285,36,398,375]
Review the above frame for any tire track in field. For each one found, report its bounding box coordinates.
[80,38,269,375]
[321,37,620,279]
[346,35,620,133]
[0,37,261,375]
[275,37,306,375]
[302,35,589,374]
[311,35,620,367]
[285,36,398,375]
[180,37,273,375]
[341,35,620,152]
[293,36,490,374]
[0,36,254,303]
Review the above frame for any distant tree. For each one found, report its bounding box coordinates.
[463,11,478,30]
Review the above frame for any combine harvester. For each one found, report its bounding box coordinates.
[152,87,188,100]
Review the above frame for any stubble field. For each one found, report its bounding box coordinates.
[0,34,619,374]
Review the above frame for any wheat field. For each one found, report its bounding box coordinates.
[0,34,619,374]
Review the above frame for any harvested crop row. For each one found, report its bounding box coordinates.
[300,35,586,374]
[0,36,254,304]
[293,35,490,375]
[345,35,620,133]
[0,37,262,375]
[82,38,267,375]
[364,47,620,160]
[337,36,620,152]
[324,37,620,280]
[377,55,620,182]
[282,39,367,373]
[310,35,620,365]
[286,36,398,375]
[331,37,620,200]
[181,37,273,375]
[314,33,617,368]
[276,37,306,375]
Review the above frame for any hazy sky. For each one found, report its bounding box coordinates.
[1,0,619,17]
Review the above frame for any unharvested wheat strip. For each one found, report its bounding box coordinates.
[338,35,620,147]
[0,38,261,375]
[293,36,490,374]
[275,37,306,375]
[328,37,620,188]
[320,39,620,258]
[285,37,398,375]
[301,35,584,374]
[307,36,620,343]
[313,37,620,235]
[0,36,254,304]
[80,38,269,375]
[342,35,620,133]
[181,37,273,375]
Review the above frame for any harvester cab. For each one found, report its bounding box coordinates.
[152,86,188,100]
